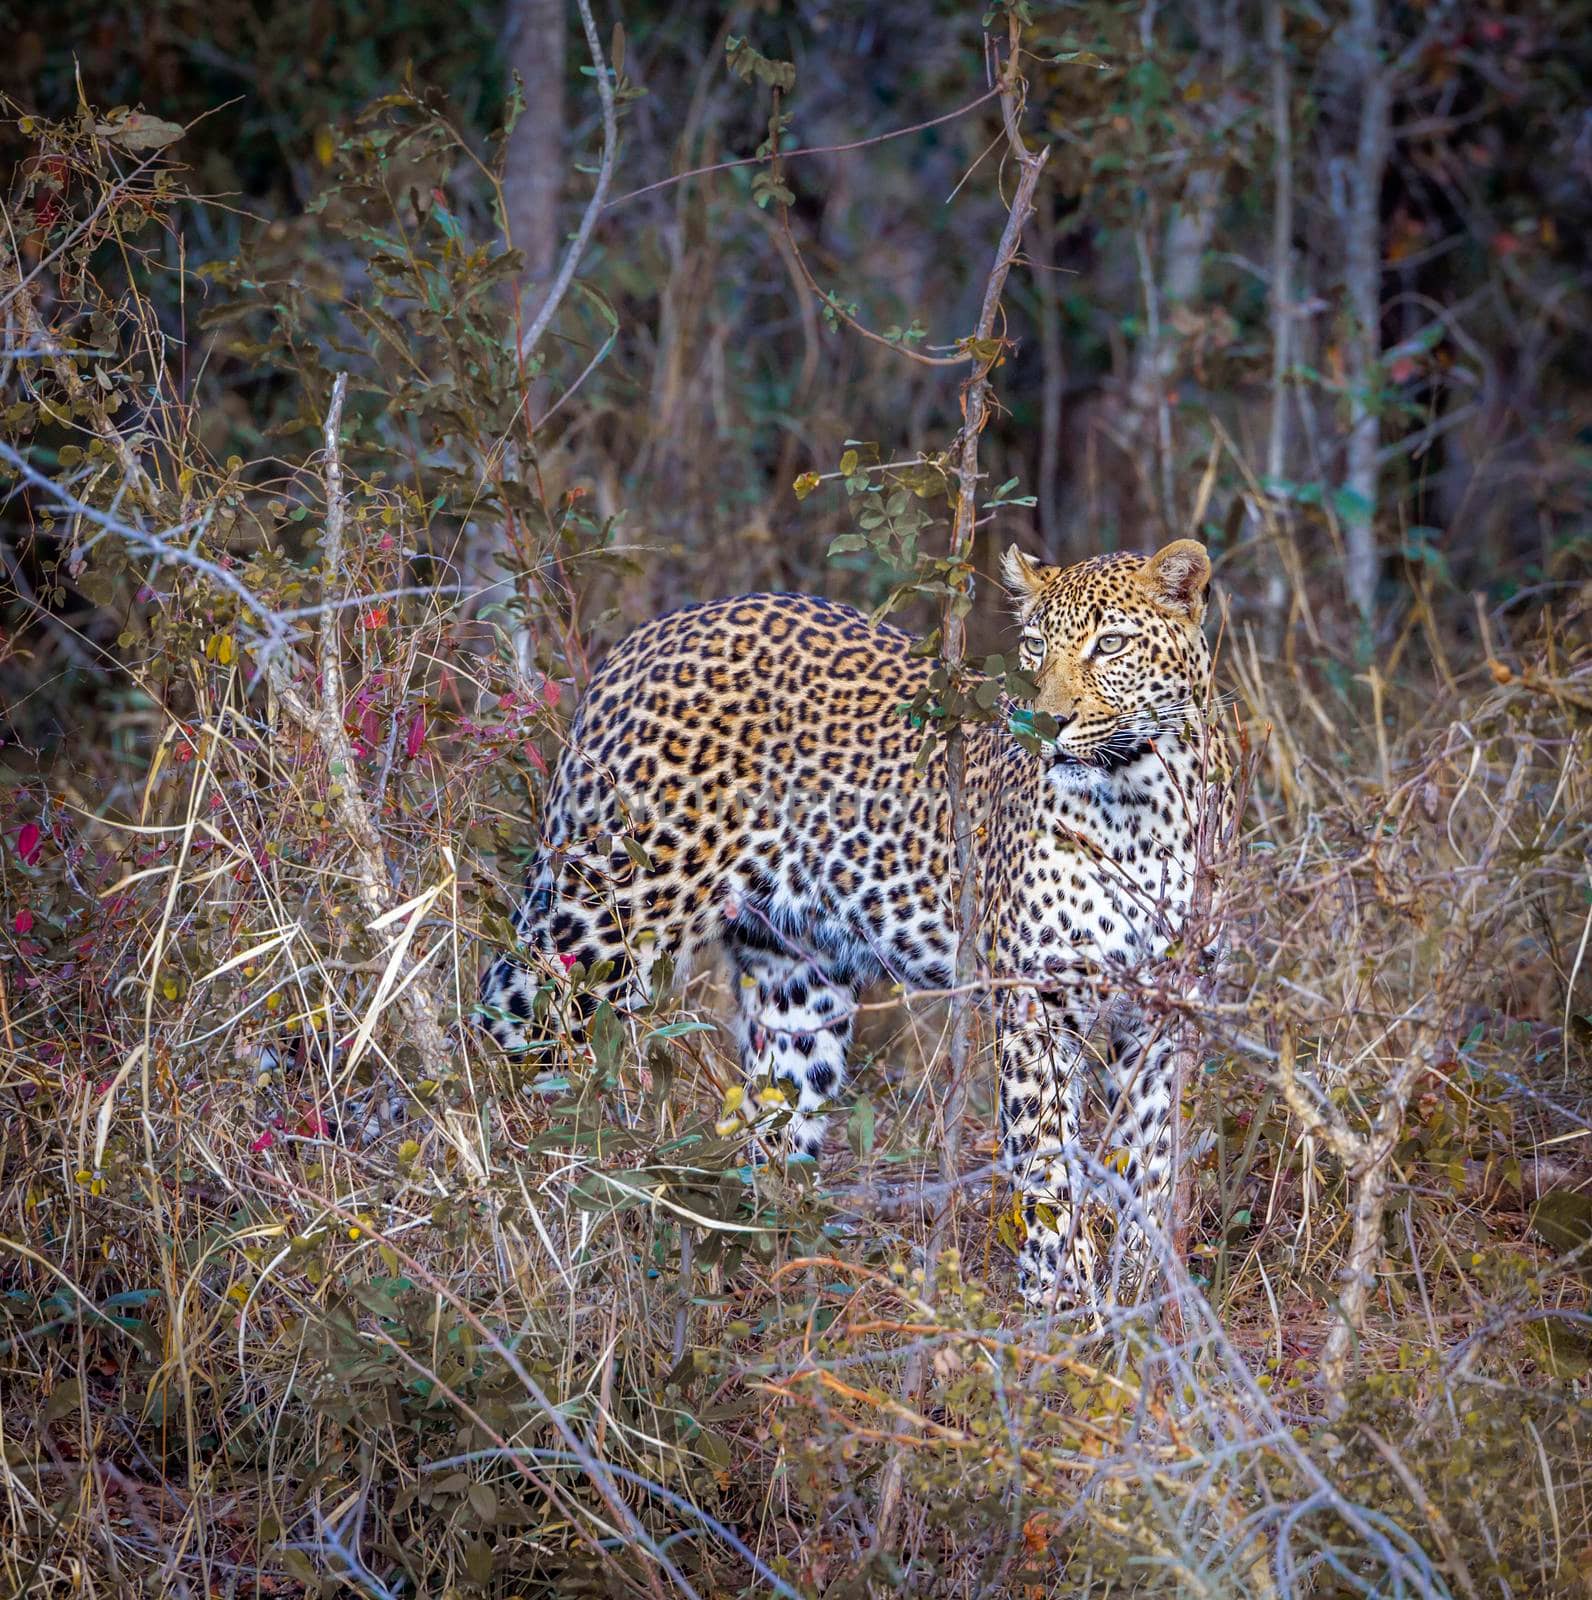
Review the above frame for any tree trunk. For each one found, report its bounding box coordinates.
[502,0,567,300]
[1338,0,1392,628]
[1259,0,1296,646]
[1112,0,1238,545]
[470,0,567,640]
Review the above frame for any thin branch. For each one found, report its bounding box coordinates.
[606,86,1002,211]
[1260,0,1297,642]
[777,206,975,369]
[1338,0,1395,624]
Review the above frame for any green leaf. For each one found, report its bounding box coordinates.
[725,35,795,93]
[847,1096,876,1157]
[467,1481,499,1525]
[45,1378,83,1422]
[463,1536,493,1585]
[644,1020,717,1041]
[1329,485,1374,524]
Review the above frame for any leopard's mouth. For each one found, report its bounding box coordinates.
[1050,737,1150,775]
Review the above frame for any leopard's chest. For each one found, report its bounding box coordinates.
[987,764,1198,977]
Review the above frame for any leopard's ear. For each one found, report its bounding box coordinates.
[1140,539,1210,621]
[1001,545,1054,605]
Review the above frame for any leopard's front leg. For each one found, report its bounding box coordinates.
[1102,1013,1177,1295]
[997,987,1098,1309]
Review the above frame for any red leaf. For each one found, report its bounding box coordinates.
[16,823,41,865]
[249,1130,276,1154]
[13,908,34,934]
[404,711,426,760]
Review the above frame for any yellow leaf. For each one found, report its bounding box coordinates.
[315,126,336,167]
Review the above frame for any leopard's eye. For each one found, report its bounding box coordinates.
[1020,631,1045,659]
[1093,632,1128,658]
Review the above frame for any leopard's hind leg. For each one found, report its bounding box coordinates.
[725,930,856,1159]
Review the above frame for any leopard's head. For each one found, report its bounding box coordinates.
[1000,539,1213,770]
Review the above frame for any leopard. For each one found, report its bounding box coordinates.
[480,538,1219,1308]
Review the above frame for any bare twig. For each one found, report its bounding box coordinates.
[777,206,976,370]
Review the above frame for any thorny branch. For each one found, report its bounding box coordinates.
[938,20,1050,1240]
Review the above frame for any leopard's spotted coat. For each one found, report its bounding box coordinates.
[481,540,1218,1305]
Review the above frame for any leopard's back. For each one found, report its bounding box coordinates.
[482,593,959,1043]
